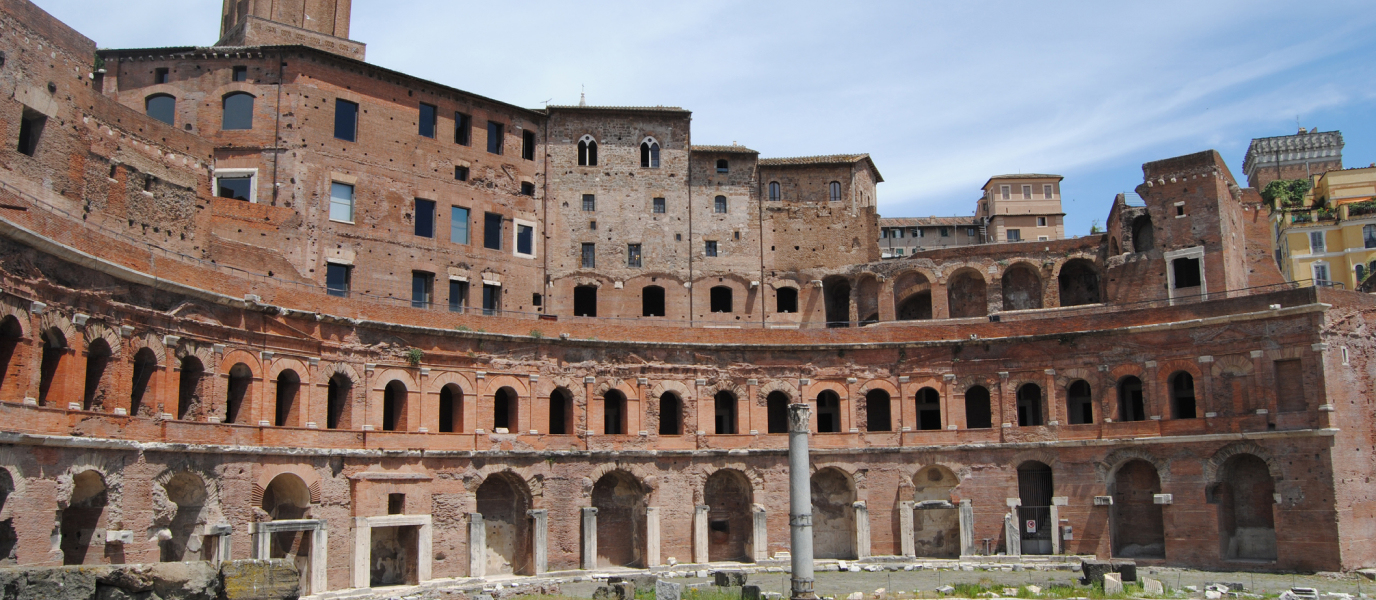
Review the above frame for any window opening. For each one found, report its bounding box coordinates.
[154,68,169,84]
[713,391,737,434]
[658,393,681,435]
[710,286,733,313]
[964,386,992,429]
[334,99,358,142]
[17,109,46,156]
[653,197,666,213]
[1007,229,1022,242]
[1313,262,1330,283]
[1000,185,1010,200]
[449,280,469,313]
[769,182,780,201]
[549,389,570,435]
[581,243,596,269]
[487,121,504,154]
[482,284,501,315]
[454,166,469,181]
[816,391,842,433]
[1172,257,1201,288]
[1022,185,1031,199]
[829,181,841,202]
[1118,376,1145,422]
[1309,231,1326,253]
[715,159,728,173]
[1016,384,1043,426]
[222,93,254,130]
[218,175,254,202]
[577,135,598,166]
[705,241,718,257]
[329,181,353,222]
[516,223,534,256]
[1037,216,1047,227]
[915,387,941,430]
[520,181,535,196]
[582,194,596,212]
[1170,372,1196,419]
[603,391,625,435]
[1043,183,1053,198]
[454,112,471,145]
[627,244,642,268]
[414,198,436,238]
[326,263,351,298]
[450,206,470,244]
[1067,380,1093,425]
[418,103,437,138]
[641,139,660,168]
[573,285,598,317]
[411,272,434,309]
[1365,224,1376,249]
[865,389,891,431]
[776,287,798,313]
[642,285,665,317]
[484,213,502,250]
[715,195,727,213]
[522,130,536,160]
[146,95,176,126]
[231,66,247,82]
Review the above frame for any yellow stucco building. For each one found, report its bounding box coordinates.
[1273,165,1376,289]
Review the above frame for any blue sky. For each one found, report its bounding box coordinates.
[36,0,1376,236]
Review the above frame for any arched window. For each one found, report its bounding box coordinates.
[221,92,254,130]
[714,391,737,434]
[1170,372,1196,419]
[383,380,407,431]
[716,159,729,173]
[768,181,780,201]
[710,286,733,313]
[274,369,301,427]
[964,386,992,429]
[439,384,463,433]
[658,392,682,435]
[816,390,842,432]
[129,348,158,418]
[222,364,249,424]
[865,389,891,431]
[146,94,176,126]
[549,388,571,435]
[714,195,727,213]
[325,373,350,429]
[493,386,518,431]
[829,181,841,202]
[915,387,941,430]
[640,138,660,168]
[176,355,204,420]
[578,135,598,166]
[1016,383,1043,426]
[38,328,67,406]
[82,339,111,411]
[1066,380,1092,425]
[604,390,626,435]
[1118,376,1144,422]
[766,391,790,433]
[642,285,666,317]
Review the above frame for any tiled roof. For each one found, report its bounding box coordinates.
[546,105,690,113]
[692,145,759,154]
[987,173,1063,180]
[880,217,977,227]
[759,154,869,166]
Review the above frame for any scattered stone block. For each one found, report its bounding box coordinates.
[742,585,762,600]
[1080,560,1113,586]
[1206,591,1222,599]
[656,580,683,600]
[846,593,864,600]
[1109,559,1137,582]
[1143,578,1164,595]
[1004,588,1020,596]
[1026,585,1042,595]
[714,570,748,587]
[611,575,659,594]
[218,560,298,600]
[1103,573,1123,595]
[697,570,711,578]
[936,586,955,596]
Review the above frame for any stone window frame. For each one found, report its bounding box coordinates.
[768,181,781,201]
[1163,246,1207,300]
[513,218,537,260]
[214,168,259,204]
[640,136,661,168]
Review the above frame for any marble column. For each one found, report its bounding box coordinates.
[581,507,598,570]
[789,403,816,600]
[528,509,548,574]
[468,513,485,578]
[854,501,871,559]
[751,504,768,562]
[898,501,915,557]
[693,504,710,564]
[645,506,661,567]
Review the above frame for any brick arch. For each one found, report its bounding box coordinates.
[892,267,939,297]
[0,299,28,338]
[81,322,123,359]
[586,464,659,503]
[857,378,899,397]
[150,461,224,527]
[317,361,362,388]
[1204,441,1282,483]
[571,276,607,289]
[910,464,964,503]
[756,379,798,404]
[942,265,988,284]
[1265,346,1307,362]
[1048,253,1103,279]
[804,379,848,400]
[265,357,310,382]
[218,349,262,376]
[1212,354,1254,377]
[429,370,475,396]
[251,466,322,508]
[647,380,689,401]
[594,378,636,400]
[38,310,78,347]
[953,374,999,391]
[1009,449,1060,471]
[0,447,30,515]
[482,375,528,398]
[210,82,258,101]
[129,332,168,366]
[56,452,126,528]
[1053,367,1096,389]
[468,466,542,506]
[695,465,764,504]
[173,341,217,371]
[1096,448,1171,484]
[372,368,417,391]
[545,375,588,403]
[701,378,746,400]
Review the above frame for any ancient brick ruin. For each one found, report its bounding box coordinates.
[0,0,1372,594]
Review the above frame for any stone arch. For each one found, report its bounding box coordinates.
[0,300,28,338]
[251,466,322,512]
[128,333,168,367]
[1204,441,1282,483]
[81,322,123,360]
[1000,262,1044,311]
[701,379,747,401]
[946,267,988,318]
[1008,449,1060,471]
[1096,448,1171,483]
[468,466,544,502]
[0,448,29,516]
[56,452,125,513]
[702,467,756,562]
[1210,447,1279,561]
[474,470,535,575]
[811,466,858,559]
[1056,258,1102,306]
[757,379,798,404]
[911,464,961,557]
[150,464,222,561]
[38,310,78,349]
[590,469,650,568]
[267,358,309,428]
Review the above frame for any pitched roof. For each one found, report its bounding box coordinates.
[692,145,759,154]
[981,173,1063,189]
[880,217,977,227]
[759,154,883,182]
[545,105,690,113]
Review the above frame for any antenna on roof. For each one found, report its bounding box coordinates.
[579,85,586,107]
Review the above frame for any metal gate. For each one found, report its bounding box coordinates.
[1018,505,1052,555]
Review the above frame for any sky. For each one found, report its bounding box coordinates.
[33,0,1376,236]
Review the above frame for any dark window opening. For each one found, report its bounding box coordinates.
[1016,384,1043,426]
[1131,215,1155,252]
[388,493,405,515]
[816,391,842,433]
[582,194,596,212]
[231,66,247,82]
[326,374,349,430]
[769,181,780,201]
[714,391,737,434]
[17,109,46,156]
[492,387,517,431]
[865,389,892,432]
[146,95,176,126]
[411,272,434,309]
[939,226,949,237]
[716,159,728,173]
[574,285,598,317]
[217,175,253,201]
[484,213,503,250]
[154,68,169,84]
[714,195,727,213]
[326,263,351,298]
[549,389,570,435]
[964,386,992,429]
[766,392,790,434]
[578,137,598,166]
[641,141,660,168]
[454,166,469,181]
[776,287,798,313]
[382,381,407,431]
[1173,257,1202,288]
[81,340,111,411]
[532,293,542,307]
[520,181,535,196]
[710,286,733,313]
[482,284,501,316]
[486,121,504,154]
[439,385,461,433]
[705,241,718,257]
[127,348,156,418]
[1067,380,1093,425]
[418,103,437,138]
[604,391,625,435]
[522,130,536,161]
[221,93,254,130]
[454,112,471,145]
[653,197,666,213]
[916,387,941,431]
[334,99,358,142]
[581,243,596,269]
[414,198,436,238]
[658,393,682,435]
[829,181,841,202]
[274,369,301,427]
[1170,372,1197,419]
[174,356,203,419]
[1118,377,1144,422]
[449,280,469,313]
[628,243,642,268]
[516,223,534,255]
[642,285,666,317]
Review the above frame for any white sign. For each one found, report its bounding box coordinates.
[1025,520,1037,533]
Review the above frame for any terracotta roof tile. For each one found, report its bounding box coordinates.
[692,145,759,154]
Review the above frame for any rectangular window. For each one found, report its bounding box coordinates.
[16,109,45,157]
[1001,185,1010,200]
[329,182,354,222]
[715,196,728,213]
[582,194,596,212]
[334,99,358,142]
[653,197,666,214]
[449,280,469,312]
[520,182,535,196]
[1172,257,1202,288]
[895,248,904,255]
[1022,185,1032,199]
[155,68,169,84]
[454,112,471,145]
[1176,203,1186,217]
[1007,229,1022,241]
[628,243,642,268]
[418,103,437,138]
[1366,225,1376,249]
[705,240,718,257]
[1043,183,1053,198]
[487,121,503,154]
[482,284,501,315]
[484,213,503,250]
[939,226,949,237]
[1037,216,1047,227]
[967,227,976,236]
[454,165,469,181]
[522,130,536,161]
[894,228,904,238]
[232,66,247,82]
[411,272,434,309]
[581,243,596,268]
[414,198,436,238]
[450,206,470,244]
[516,223,534,257]
[217,175,255,202]
[326,263,351,298]
[1309,231,1326,253]
[1313,262,1331,283]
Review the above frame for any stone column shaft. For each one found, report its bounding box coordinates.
[581,506,599,570]
[646,507,661,567]
[751,504,768,562]
[789,403,815,600]
[693,504,710,564]
[528,509,548,574]
[854,501,871,559]
[468,513,485,578]
[898,501,915,557]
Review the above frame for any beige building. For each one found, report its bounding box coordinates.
[977,174,1066,243]
[1273,165,1376,289]
[878,217,979,257]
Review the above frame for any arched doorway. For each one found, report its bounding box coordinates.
[811,467,856,559]
[1215,454,1276,560]
[160,471,209,562]
[703,469,753,562]
[129,348,158,417]
[326,373,350,429]
[894,272,932,321]
[1110,460,1165,558]
[177,355,205,420]
[913,466,959,557]
[274,369,301,427]
[947,269,987,318]
[1001,263,1043,311]
[824,277,851,327]
[1058,259,1101,306]
[865,389,891,431]
[856,276,880,325]
[261,473,314,588]
[1017,461,1054,555]
[383,380,407,431]
[39,327,68,406]
[82,338,112,411]
[766,391,790,434]
[60,470,107,565]
[658,392,681,435]
[475,473,533,575]
[591,471,647,567]
[225,363,252,424]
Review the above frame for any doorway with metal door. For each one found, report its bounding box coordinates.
[1017,462,1054,555]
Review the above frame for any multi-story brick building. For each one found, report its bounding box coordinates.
[0,0,1374,594]
[1243,127,1344,190]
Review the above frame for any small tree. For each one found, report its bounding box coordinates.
[1260,179,1312,210]
[1090,220,1103,234]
